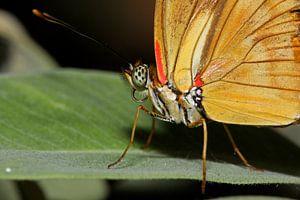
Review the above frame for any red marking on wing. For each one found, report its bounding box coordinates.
[155,40,167,84]
[194,73,204,87]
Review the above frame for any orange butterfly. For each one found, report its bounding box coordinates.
[109,0,300,193]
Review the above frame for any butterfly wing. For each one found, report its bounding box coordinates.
[154,0,300,125]
[199,0,300,125]
[154,0,219,87]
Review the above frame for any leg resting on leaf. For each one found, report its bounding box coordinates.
[108,105,164,168]
[223,124,260,170]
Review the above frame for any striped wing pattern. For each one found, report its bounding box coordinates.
[154,0,300,125]
[201,0,300,125]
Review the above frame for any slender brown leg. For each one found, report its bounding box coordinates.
[143,117,155,149]
[223,124,258,170]
[108,105,164,168]
[187,118,208,193]
[201,119,208,194]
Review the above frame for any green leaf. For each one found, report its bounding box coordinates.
[37,180,109,200]
[0,181,21,200]
[0,69,299,186]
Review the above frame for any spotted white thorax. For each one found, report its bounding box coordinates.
[124,62,205,127]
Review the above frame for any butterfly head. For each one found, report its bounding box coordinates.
[124,61,151,102]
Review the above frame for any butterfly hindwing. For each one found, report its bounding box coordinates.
[200,0,300,125]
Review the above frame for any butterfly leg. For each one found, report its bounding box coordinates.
[143,117,155,149]
[187,118,208,193]
[201,118,208,194]
[108,105,164,168]
[143,106,156,149]
[223,124,258,170]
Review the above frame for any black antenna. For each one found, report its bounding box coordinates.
[32,9,130,66]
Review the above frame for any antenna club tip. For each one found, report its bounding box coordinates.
[32,9,43,17]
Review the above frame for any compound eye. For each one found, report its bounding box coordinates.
[132,65,148,90]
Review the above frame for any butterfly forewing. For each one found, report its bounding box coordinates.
[173,1,219,92]
[154,0,218,89]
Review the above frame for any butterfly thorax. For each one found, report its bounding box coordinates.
[124,62,205,127]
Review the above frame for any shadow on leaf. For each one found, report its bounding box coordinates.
[123,121,300,177]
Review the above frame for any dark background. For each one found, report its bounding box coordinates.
[1,0,155,71]
[1,1,300,199]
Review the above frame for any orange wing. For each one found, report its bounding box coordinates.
[154,0,219,88]
[199,0,300,125]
